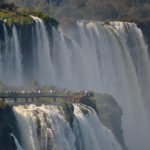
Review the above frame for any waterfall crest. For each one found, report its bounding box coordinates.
[13,104,122,150]
[30,16,55,84]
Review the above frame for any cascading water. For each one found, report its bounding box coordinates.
[0,24,22,85]
[110,22,150,106]
[10,133,23,150]
[55,21,150,150]
[13,104,122,150]
[0,17,150,150]
[30,16,55,84]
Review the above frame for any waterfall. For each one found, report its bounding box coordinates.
[110,22,150,106]
[10,133,23,150]
[13,104,122,150]
[0,18,150,150]
[73,104,122,150]
[12,26,23,85]
[30,16,55,84]
[0,23,23,85]
[56,21,150,150]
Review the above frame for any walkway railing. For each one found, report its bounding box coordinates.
[0,92,73,103]
[0,91,93,104]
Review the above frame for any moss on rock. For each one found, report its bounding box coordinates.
[80,106,89,115]
[0,10,34,26]
[62,102,74,128]
[0,8,58,27]
[0,100,7,109]
[19,9,59,27]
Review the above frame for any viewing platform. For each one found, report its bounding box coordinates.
[0,91,94,104]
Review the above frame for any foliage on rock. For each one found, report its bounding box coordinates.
[62,102,74,128]
[0,4,58,27]
[80,106,89,115]
[0,100,7,109]
[0,10,34,26]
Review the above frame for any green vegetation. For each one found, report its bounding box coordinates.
[0,101,13,110]
[80,106,89,115]
[20,9,58,25]
[0,100,6,109]
[0,3,58,27]
[62,102,74,128]
[0,10,34,26]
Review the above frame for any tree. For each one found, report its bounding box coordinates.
[29,80,40,91]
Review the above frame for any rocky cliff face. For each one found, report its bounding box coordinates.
[0,103,21,150]
[137,20,150,56]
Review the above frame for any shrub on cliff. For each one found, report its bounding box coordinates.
[0,100,7,109]
[0,10,34,26]
[18,8,59,26]
[62,102,74,128]
[0,6,58,27]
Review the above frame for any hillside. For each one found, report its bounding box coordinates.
[4,0,150,21]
